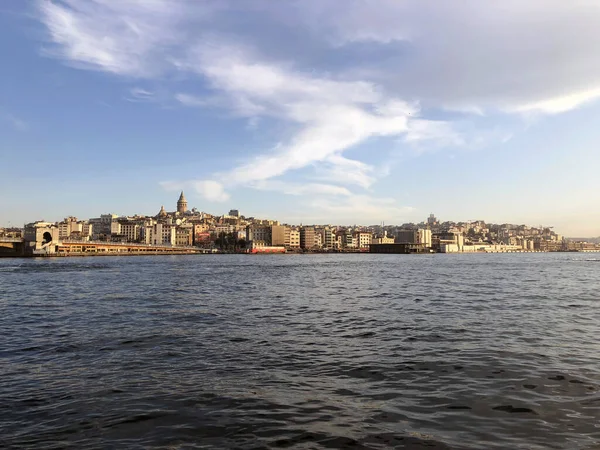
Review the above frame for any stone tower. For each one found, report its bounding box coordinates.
[177,191,188,214]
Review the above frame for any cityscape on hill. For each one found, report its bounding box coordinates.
[1,192,599,256]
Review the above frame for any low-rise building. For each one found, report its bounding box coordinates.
[175,224,194,246]
[372,233,395,244]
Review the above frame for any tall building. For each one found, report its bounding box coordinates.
[177,191,188,214]
[342,230,354,248]
[119,222,140,242]
[299,227,316,249]
[417,229,432,247]
[323,228,335,249]
[144,223,176,245]
[271,225,287,246]
[396,230,418,243]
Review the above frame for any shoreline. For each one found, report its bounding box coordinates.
[2,249,599,259]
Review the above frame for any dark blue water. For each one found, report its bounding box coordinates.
[1,253,599,449]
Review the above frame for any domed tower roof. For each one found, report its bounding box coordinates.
[158,205,167,217]
[177,191,188,214]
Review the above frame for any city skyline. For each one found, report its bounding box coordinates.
[2,1,600,235]
[0,191,576,239]
[7,192,582,257]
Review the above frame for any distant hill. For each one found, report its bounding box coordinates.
[567,237,600,243]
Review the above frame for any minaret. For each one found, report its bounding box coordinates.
[177,191,188,214]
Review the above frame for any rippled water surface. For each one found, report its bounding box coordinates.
[1,253,600,449]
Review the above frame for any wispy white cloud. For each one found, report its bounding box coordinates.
[510,88,600,115]
[125,87,155,102]
[250,180,353,197]
[169,46,439,201]
[34,0,600,223]
[311,155,377,190]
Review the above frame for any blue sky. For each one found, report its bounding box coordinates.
[1,0,600,236]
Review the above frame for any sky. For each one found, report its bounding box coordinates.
[1,0,600,236]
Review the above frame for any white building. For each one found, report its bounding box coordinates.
[289,229,300,248]
[356,232,372,248]
[417,229,432,248]
[323,228,336,249]
[144,223,175,245]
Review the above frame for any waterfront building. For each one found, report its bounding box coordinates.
[341,231,354,248]
[435,231,465,252]
[372,231,395,245]
[175,224,194,246]
[246,225,272,245]
[89,214,118,240]
[23,222,60,254]
[300,227,316,249]
[396,230,417,244]
[314,231,323,249]
[356,232,372,249]
[119,222,140,242]
[271,225,287,246]
[323,227,335,249]
[396,229,432,248]
[289,229,300,248]
[144,223,176,246]
[417,229,433,248]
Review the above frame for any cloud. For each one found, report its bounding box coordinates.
[37,0,600,116]
[192,180,230,202]
[511,88,600,115]
[0,109,27,131]
[125,87,155,102]
[309,0,600,114]
[160,179,229,203]
[250,180,353,197]
[34,0,600,214]
[37,0,218,77]
[170,46,436,200]
[311,155,377,189]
